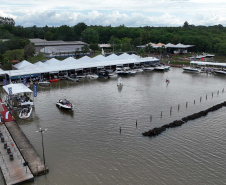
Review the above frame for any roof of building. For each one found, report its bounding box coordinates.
[30,39,87,46]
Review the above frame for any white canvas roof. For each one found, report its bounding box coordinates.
[4,53,159,78]
[190,61,226,67]
[3,83,33,95]
[13,60,34,69]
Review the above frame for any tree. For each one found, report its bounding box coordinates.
[81,44,90,54]
[89,43,99,55]
[144,44,153,53]
[56,25,75,41]
[74,22,87,40]
[183,21,189,28]
[24,43,35,59]
[121,37,132,52]
[0,16,15,26]
[2,49,24,69]
[137,48,145,58]
[81,28,99,44]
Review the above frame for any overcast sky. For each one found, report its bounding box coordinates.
[1,0,226,27]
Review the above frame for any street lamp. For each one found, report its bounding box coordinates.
[36,128,47,172]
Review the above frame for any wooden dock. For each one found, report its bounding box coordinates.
[4,121,48,176]
[0,99,48,185]
[0,124,34,185]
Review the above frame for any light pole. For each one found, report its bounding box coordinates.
[36,128,47,172]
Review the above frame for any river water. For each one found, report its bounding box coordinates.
[1,67,226,185]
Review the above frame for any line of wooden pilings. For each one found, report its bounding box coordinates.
[122,88,226,134]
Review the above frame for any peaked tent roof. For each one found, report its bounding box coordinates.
[13,60,34,69]
[3,83,33,95]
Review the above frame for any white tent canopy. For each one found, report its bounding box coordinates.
[3,83,33,95]
[4,53,159,78]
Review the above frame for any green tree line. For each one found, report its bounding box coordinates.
[1,17,226,69]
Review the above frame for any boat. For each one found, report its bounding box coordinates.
[66,74,79,82]
[108,73,118,78]
[134,68,143,72]
[38,81,50,86]
[182,67,200,73]
[49,79,60,83]
[19,105,32,119]
[86,74,99,79]
[56,99,73,110]
[115,68,129,75]
[214,70,226,75]
[143,67,154,71]
[117,77,123,86]
[98,70,109,79]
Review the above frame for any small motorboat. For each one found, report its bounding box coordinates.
[66,74,80,82]
[49,79,60,83]
[38,81,50,86]
[19,105,32,119]
[56,99,73,110]
[117,77,123,86]
[183,67,200,73]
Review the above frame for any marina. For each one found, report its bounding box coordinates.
[0,65,226,184]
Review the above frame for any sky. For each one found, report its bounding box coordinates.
[1,0,226,27]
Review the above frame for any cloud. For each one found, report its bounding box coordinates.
[1,1,226,27]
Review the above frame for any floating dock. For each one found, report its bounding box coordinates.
[0,100,48,185]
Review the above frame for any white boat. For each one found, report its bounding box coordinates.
[127,70,137,75]
[183,67,200,73]
[214,70,226,75]
[117,77,123,86]
[108,73,118,78]
[19,105,32,119]
[143,67,154,71]
[154,66,165,71]
[115,68,129,75]
[134,68,143,72]
[38,81,50,86]
[66,74,79,82]
[56,99,73,110]
[86,74,99,79]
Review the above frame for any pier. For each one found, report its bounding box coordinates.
[0,123,34,185]
[0,100,48,185]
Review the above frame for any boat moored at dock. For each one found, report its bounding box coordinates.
[183,67,200,73]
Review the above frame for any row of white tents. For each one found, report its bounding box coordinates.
[0,53,159,79]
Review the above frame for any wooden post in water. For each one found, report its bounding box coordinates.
[150,115,152,122]
[119,127,121,134]
[200,97,202,102]
[206,95,207,100]
[161,111,162,117]
[186,102,188,108]
[212,92,213,97]
[178,104,180,111]
[222,88,224,93]
[217,90,219,95]
[194,100,195,104]
[136,120,137,127]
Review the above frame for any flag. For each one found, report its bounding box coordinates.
[33,84,37,97]
[3,79,6,85]
[23,77,26,86]
[5,111,9,119]
[201,57,203,61]
[8,87,12,100]
[102,48,105,56]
